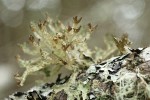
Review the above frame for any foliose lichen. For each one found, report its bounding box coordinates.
[6,16,150,100]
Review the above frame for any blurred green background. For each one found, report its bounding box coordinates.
[0,0,150,99]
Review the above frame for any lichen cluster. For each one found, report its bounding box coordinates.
[7,16,150,100]
[84,47,150,100]
[15,16,96,86]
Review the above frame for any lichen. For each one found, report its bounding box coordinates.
[15,16,95,86]
[7,16,150,100]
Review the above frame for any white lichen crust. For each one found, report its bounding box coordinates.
[7,47,150,100]
[84,47,150,100]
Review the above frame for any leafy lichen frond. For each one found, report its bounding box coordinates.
[15,16,96,86]
[113,34,131,54]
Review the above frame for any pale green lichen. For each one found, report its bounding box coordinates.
[12,16,150,100]
[15,16,115,86]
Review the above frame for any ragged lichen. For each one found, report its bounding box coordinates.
[15,15,110,86]
[83,47,150,100]
[113,34,131,54]
[9,46,150,100]
[10,16,150,100]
